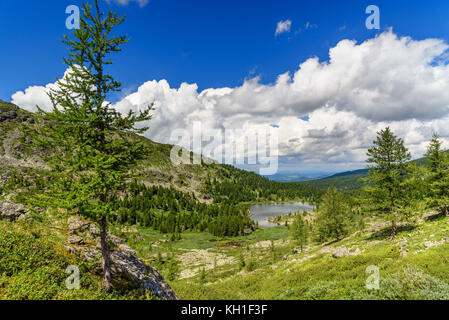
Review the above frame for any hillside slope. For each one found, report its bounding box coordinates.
[171,211,449,300]
[0,100,320,206]
[0,100,324,299]
[301,169,368,191]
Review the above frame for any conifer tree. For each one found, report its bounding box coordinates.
[24,0,152,289]
[314,186,349,242]
[366,127,411,237]
[291,211,308,252]
[425,133,449,217]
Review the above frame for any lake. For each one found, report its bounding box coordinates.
[249,202,315,228]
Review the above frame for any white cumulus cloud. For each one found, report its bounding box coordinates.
[11,30,449,170]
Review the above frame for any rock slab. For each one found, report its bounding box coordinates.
[0,201,27,221]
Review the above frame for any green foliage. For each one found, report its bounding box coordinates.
[112,181,254,237]
[238,253,246,270]
[303,171,367,191]
[199,268,207,285]
[290,212,308,251]
[406,162,428,204]
[365,127,412,236]
[366,267,449,300]
[303,281,339,300]
[14,0,153,289]
[23,1,152,219]
[166,257,180,282]
[425,133,449,216]
[173,227,449,300]
[314,186,350,242]
[204,164,323,204]
[0,220,143,300]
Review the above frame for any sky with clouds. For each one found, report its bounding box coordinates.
[3,0,449,173]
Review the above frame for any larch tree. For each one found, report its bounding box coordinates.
[24,0,152,290]
[291,211,308,252]
[366,127,411,238]
[425,133,449,217]
[314,186,349,242]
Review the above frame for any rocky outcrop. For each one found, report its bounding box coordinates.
[423,238,449,249]
[0,201,28,221]
[111,250,178,300]
[65,216,179,300]
[66,235,84,245]
[0,100,33,123]
[243,226,255,236]
[332,247,362,259]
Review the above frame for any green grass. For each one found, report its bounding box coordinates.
[237,226,290,243]
[167,213,449,300]
[3,196,449,300]
[172,241,449,300]
[0,219,146,300]
[127,225,291,254]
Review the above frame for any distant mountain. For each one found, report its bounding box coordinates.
[266,148,446,189]
[302,151,449,191]
[265,172,334,182]
[325,169,369,179]
[300,169,368,191]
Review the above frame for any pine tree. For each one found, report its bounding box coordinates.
[425,133,449,217]
[366,127,411,237]
[22,0,152,290]
[199,268,207,285]
[314,186,349,242]
[291,212,308,252]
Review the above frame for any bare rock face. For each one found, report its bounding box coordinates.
[398,241,407,249]
[67,235,84,245]
[423,238,449,249]
[111,250,179,300]
[0,201,28,221]
[68,216,90,232]
[65,245,99,261]
[317,247,334,255]
[332,247,362,259]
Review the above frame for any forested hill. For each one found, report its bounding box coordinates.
[0,99,321,202]
[299,169,369,191]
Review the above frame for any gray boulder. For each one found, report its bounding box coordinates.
[67,235,84,245]
[68,217,89,232]
[0,201,27,221]
[111,250,179,300]
[65,243,179,300]
[332,247,361,259]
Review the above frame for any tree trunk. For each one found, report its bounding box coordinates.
[100,215,112,290]
[391,220,397,238]
[445,206,449,218]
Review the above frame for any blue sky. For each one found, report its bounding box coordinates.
[3,0,449,174]
[3,0,449,101]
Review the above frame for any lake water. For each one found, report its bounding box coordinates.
[249,202,315,228]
